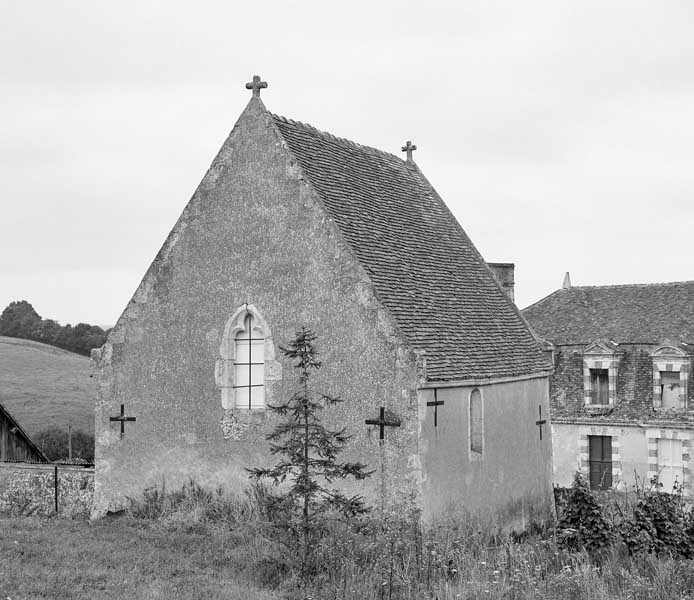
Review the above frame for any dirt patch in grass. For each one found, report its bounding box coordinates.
[0,517,280,599]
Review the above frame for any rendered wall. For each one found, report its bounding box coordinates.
[419,376,554,528]
[553,423,694,494]
[552,423,649,490]
[92,98,421,516]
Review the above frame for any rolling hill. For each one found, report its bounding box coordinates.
[0,336,95,439]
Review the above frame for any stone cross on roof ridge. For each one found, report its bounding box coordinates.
[401,140,417,163]
[245,75,268,98]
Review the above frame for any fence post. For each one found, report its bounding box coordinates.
[54,465,58,514]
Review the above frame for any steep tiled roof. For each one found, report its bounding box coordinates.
[522,281,694,345]
[271,114,550,381]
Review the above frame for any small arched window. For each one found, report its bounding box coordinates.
[469,388,483,457]
[216,304,281,414]
[233,312,265,409]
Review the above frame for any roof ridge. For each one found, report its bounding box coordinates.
[521,288,564,313]
[567,280,694,291]
[271,112,404,163]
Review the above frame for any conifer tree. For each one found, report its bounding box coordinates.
[248,327,372,583]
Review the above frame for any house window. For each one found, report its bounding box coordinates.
[469,388,483,457]
[233,313,265,409]
[657,438,683,493]
[583,342,622,407]
[651,345,690,410]
[588,435,612,490]
[590,369,609,405]
[660,371,682,410]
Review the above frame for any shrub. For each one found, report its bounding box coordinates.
[556,473,612,554]
[619,478,694,557]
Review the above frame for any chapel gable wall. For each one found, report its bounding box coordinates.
[92,100,421,516]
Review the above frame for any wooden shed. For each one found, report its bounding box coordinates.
[0,402,48,463]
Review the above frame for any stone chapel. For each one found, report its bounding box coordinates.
[92,77,555,525]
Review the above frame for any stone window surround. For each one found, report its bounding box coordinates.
[647,428,692,496]
[215,304,282,411]
[468,387,484,462]
[583,342,622,408]
[651,345,690,411]
[577,425,623,490]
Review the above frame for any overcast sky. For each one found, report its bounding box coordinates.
[2,1,693,327]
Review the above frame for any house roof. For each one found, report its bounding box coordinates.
[271,113,550,381]
[522,281,694,345]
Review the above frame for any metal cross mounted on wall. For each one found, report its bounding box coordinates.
[365,406,401,443]
[535,404,547,441]
[110,404,136,439]
[426,388,444,428]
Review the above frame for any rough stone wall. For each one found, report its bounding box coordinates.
[549,348,585,415]
[550,344,694,417]
[0,463,93,517]
[92,98,421,516]
[419,376,554,528]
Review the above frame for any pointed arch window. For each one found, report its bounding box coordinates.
[215,304,281,413]
[233,313,265,409]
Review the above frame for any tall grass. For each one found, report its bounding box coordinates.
[125,480,694,599]
[127,478,270,524]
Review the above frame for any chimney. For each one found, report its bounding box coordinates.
[562,271,571,290]
[488,263,515,302]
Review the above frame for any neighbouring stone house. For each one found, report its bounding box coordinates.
[92,77,555,525]
[523,277,694,494]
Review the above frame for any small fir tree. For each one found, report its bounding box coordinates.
[247,327,372,583]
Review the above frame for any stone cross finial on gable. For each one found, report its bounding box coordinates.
[245,75,268,98]
[401,140,417,163]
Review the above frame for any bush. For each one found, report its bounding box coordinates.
[619,478,694,557]
[556,473,612,554]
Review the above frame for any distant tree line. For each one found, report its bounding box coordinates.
[0,300,111,357]
[35,427,95,463]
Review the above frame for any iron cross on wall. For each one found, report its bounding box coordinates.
[426,388,444,427]
[365,406,401,443]
[110,404,136,439]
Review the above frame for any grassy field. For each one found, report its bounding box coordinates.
[0,336,95,437]
[0,517,279,600]
[3,507,694,600]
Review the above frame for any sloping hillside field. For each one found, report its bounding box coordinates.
[0,336,95,437]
